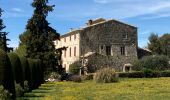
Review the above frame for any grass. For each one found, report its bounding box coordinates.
[18,77,170,100]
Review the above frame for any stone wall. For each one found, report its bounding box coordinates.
[80,19,138,71]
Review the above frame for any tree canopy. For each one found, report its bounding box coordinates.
[0,8,10,52]
[148,33,170,57]
[22,0,60,73]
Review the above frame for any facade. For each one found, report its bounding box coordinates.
[55,18,138,72]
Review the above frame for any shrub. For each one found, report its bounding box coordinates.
[0,49,15,99]
[8,52,24,87]
[0,85,12,100]
[69,61,81,74]
[23,81,29,93]
[28,59,43,89]
[19,56,31,87]
[82,74,94,80]
[118,72,144,78]
[67,75,82,83]
[133,55,169,71]
[15,82,24,97]
[94,68,118,83]
[46,72,61,82]
[143,68,154,78]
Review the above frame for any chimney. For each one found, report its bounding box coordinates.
[88,19,93,26]
[70,28,74,32]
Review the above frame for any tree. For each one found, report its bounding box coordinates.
[148,33,162,55]
[148,33,170,57]
[24,0,60,74]
[160,34,170,57]
[0,8,10,52]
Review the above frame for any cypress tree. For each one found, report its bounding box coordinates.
[0,49,15,99]
[19,56,31,88]
[8,53,24,88]
[25,0,60,74]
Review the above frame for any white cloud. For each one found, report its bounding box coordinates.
[52,0,170,21]
[11,8,24,13]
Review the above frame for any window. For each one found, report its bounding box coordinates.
[70,35,71,41]
[74,46,76,56]
[122,33,128,39]
[70,47,71,57]
[106,46,111,56]
[120,46,125,55]
[74,34,76,40]
[101,45,104,49]
[64,37,66,42]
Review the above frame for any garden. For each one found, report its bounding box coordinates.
[19,78,170,100]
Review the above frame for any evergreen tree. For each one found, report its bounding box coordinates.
[148,33,162,54]
[25,0,60,74]
[0,8,10,52]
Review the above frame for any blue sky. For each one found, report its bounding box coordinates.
[0,0,170,48]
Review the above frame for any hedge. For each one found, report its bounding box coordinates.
[19,56,31,89]
[8,52,24,87]
[0,49,15,99]
[28,59,43,89]
[118,70,170,78]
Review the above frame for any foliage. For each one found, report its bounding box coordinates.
[19,56,31,88]
[133,55,169,71]
[148,33,170,57]
[69,61,81,74]
[24,81,29,93]
[143,68,154,78]
[67,75,82,83]
[0,8,10,52]
[28,59,43,89]
[94,68,118,83]
[82,74,94,80]
[0,85,12,100]
[0,49,15,99]
[118,70,170,78]
[15,82,24,97]
[23,0,60,74]
[15,44,27,57]
[8,52,24,87]
[46,72,61,81]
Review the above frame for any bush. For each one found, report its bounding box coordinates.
[19,56,31,88]
[28,59,43,89]
[69,61,81,74]
[82,74,94,80]
[133,55,169,71]
[0,85,12,100]
[67,75,82,83]
[94,68,118,83]
[143,68,154,78]
[0,49,15,99]
[45,72,61,82]
[23,81,29,93]
[118,70,170,78]
[28,59,37,89]
[8,52,24,87]
[118,72,144,78]
[15,82,24,97]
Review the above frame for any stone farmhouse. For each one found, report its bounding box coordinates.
[55,18,138,73]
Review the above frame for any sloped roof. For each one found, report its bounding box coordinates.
[60,18,137,38]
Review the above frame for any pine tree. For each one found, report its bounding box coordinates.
[0,8,11,52]
[25,0,60,74]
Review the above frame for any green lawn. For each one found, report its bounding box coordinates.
[18,78,170,100]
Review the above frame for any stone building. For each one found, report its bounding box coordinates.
[55,18,138,73]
